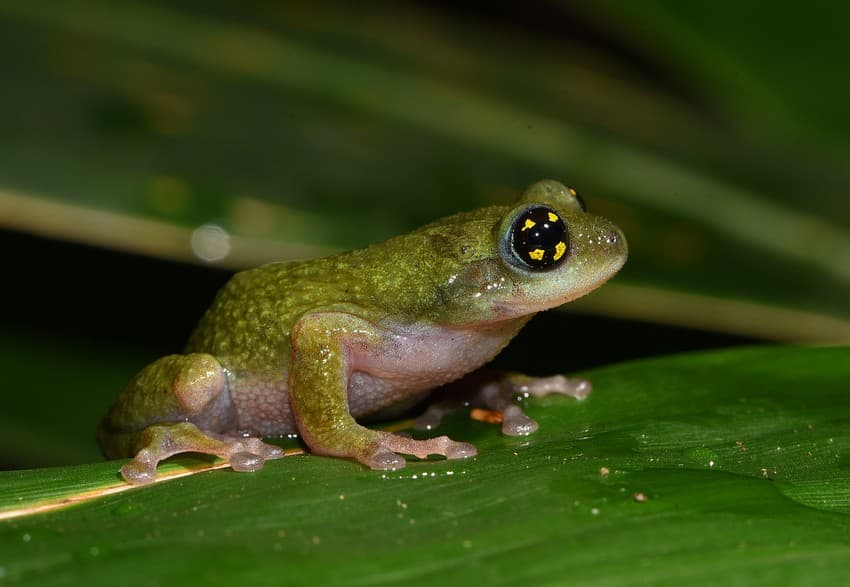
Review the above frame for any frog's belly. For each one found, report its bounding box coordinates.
[226,368,295,436]
[346,319,527,419]
[228,318,527,437]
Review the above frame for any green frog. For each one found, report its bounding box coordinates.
[98,180,627,484]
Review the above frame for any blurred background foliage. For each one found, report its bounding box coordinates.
[1,0,849,469]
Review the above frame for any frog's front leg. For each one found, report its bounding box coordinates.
[289,313,477,470]
[414,372,591,436]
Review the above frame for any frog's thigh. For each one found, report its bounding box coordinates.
[108,353,283,485]
[99,353,225,459]
[121,422,284,485]
[289,312,477,470]
[101,353,228,439]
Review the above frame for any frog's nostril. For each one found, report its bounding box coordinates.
[610,227,628,259]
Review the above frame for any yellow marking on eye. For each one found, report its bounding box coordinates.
[568,187,577,196]
[528,248,545,261]
[521,219,536,231]
[547,212,559,222]
[554,241,566,260]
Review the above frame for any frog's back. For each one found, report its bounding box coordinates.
[185,260,333,369]
[184,216,489,371]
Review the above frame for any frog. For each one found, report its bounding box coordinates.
[98,180,627,485]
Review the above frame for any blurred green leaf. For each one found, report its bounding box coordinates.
[594,1,850,155]
[2,345,849,585]
[0,0,847,340]
[0,331,140,468]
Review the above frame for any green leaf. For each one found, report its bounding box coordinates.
[3,345,849,585]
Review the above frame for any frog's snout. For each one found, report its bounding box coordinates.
[606,225,628,271]
[608,225,627,257]
[585,215,626,255]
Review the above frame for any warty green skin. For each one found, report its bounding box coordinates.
[98,180,628,483]
[186,206,511,369]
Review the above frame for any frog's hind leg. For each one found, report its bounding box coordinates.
[414,372,591,436]
[120,422,284,485]
[99,353,283,485]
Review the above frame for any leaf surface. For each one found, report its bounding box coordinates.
[3,346,849,585]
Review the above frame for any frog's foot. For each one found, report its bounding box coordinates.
[120,422,284,485]
[414,374,591,436]
[356,432,477,471]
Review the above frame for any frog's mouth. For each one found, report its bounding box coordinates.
[494,251,627,318]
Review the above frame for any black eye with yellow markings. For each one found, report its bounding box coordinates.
[510,206,569,269]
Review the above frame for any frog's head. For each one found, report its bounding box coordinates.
[434,180,627,325]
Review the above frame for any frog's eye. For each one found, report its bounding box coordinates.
[509,205,570,270]
[568,186,587,212]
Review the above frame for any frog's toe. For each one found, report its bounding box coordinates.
[120,451,158,485]
[240,438,285,460]
[364,447,407,471]
[501,405,539,436]
[570,378,592,399]
[443,440,477,459]
[227,439,285,471]
[230,451,265,472]
[265,445,285,459]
